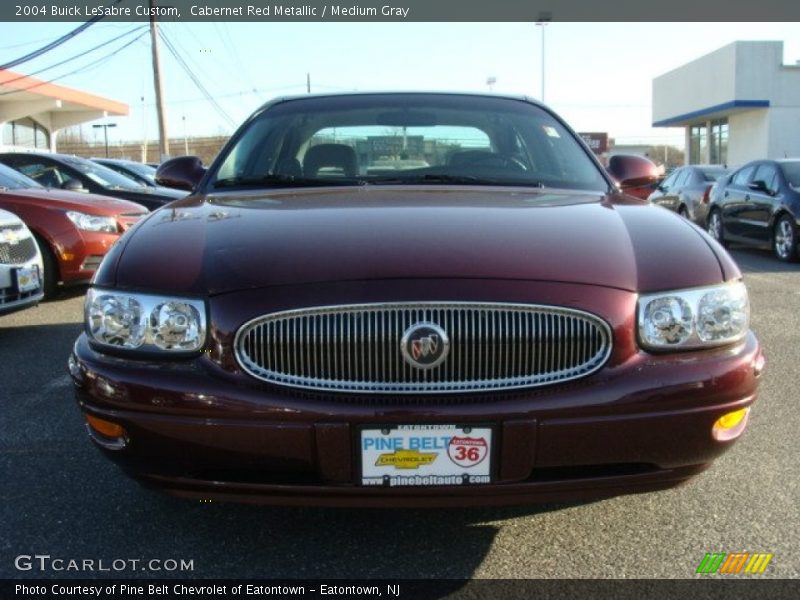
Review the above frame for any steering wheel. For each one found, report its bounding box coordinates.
[465,153,528,172]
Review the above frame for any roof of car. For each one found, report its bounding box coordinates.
[260,90,542,111]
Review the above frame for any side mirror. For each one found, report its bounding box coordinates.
[61,179,84,192]
[155,156,206,191]
[606,154,660,190]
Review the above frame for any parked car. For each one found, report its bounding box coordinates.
[0,163,147,297]
[91,158,158,188]
[707,159,800,262]
[648,165,730,227]
[0,207,44,315]
[0,152,186,211]
[70,92,761,507]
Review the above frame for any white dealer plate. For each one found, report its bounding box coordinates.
[15,266,40,293]
[360,425,492,487]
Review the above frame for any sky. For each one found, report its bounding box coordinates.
[1,21,799,149]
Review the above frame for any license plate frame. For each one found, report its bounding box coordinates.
[359,424,493,487]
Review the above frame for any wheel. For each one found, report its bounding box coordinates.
[773,214,798,262]
[678,205,689,219]
[706,209,727,247]
[32,233,60,298]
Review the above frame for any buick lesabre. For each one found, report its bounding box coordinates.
[69,93,763,506]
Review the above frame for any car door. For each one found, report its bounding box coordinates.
[721,164,757,240]
[743,162,781,243]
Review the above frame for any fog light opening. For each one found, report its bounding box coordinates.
[84,414,128,449]
[712,407,750,442]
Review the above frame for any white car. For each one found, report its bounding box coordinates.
[0,208,44,315]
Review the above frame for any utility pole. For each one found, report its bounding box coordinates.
[149,0,169,161]
[307,72,311,94]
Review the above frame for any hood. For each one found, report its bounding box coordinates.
[107,187,731,295]
[1,188,147,215]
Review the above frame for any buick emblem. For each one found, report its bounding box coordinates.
[401,322,450,369]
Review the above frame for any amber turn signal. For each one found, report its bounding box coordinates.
[84,414,126,439]
[712,407,750,442]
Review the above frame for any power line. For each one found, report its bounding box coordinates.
[0,31,149,97]
[0,26,147,87]
[158,29,236,128]
[0,1,125,70]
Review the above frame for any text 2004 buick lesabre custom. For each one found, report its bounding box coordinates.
[69,93,763,506]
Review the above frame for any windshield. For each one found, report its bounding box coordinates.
[110,160,157,184]
[699,167,729,182]
[64,156,146,189]
[0,163,43,190]
[210,94,608,192]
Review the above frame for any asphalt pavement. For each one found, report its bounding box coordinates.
[1,247,798,580]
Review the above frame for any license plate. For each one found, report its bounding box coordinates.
[15,266,40,293]
[360,425,492,487]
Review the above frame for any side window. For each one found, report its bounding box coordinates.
[752,164,778,194]
[16,161,63,188]
[673,169,690,189]
[731,165,755,186]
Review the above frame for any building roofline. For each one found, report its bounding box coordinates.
[0,69,128,115]
[653,99,769,127]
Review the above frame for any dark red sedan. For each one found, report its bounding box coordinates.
[70,93,762,506]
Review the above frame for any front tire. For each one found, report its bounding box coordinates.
[707,209,727,247]
[773,214,798,262]
[32,234,59,298]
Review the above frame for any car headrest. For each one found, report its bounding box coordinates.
[303,144,357,178]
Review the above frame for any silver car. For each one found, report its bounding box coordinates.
[648,165,730,227]
[0,208,44,315]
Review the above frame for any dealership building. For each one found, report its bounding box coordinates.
[652,41,800,166]
[0,69,127,153]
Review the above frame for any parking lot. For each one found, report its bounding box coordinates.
[1,246,798,580]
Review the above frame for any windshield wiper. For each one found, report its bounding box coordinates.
[214,174,359,189]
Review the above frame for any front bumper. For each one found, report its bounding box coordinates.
[55,229,121,285]
[70,329,763,507]
[0,259,43,315]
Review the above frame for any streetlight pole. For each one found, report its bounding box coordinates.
[92,123,117,158]
[182,115,188,155]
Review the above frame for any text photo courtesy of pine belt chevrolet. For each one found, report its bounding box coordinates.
[69,93,764,507]
[0,163,148,297]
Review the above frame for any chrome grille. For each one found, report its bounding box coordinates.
[235,303,612,394]
[0,231,37,265]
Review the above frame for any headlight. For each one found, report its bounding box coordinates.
[85,288,206,353]
[638,282,749,350]
[66,211,118,233]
